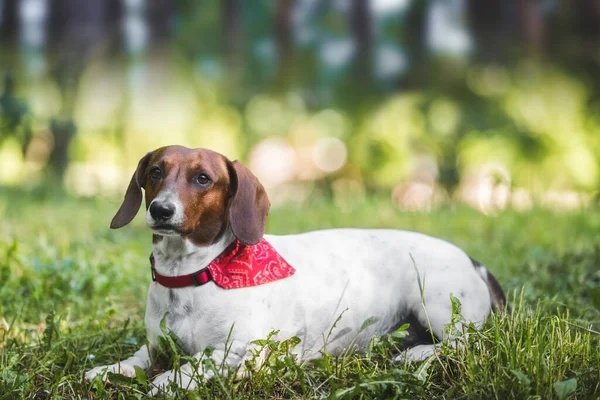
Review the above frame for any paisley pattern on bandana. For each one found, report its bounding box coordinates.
[207,239,295,289]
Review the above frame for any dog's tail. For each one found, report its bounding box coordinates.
[470,257,507,312]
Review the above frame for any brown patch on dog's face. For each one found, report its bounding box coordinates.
[143,146,234,246]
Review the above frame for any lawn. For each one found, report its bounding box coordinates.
[0,188,599,399]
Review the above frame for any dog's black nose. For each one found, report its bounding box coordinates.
[150,202,175,221]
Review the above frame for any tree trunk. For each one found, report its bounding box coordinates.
[147,0,174,50]
[400,0,428,89]
[275,0,294,90]
[576,0,600,38]
[350,0,373,92]
[0,0,19,44]
[0,0,20,67]
[223,0,241,68]
[516,0,544,57]
[46,0,110,181]
[467,0,520,63]
[48,118,76,180]
[573,0,600,61]
[106,0,125,56]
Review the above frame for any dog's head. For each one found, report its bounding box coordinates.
[111,146,270,246]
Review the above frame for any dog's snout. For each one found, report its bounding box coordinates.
[150,202,175,221]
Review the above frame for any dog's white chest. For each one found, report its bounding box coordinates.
[145,284,206,353]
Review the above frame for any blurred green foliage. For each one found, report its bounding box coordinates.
[1,0,600,201]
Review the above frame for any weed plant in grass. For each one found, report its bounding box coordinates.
[0,189,599,398]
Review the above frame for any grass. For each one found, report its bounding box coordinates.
[0,187,599,399]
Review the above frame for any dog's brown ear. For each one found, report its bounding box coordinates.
[227,160,270,245]
[110,152,153,229]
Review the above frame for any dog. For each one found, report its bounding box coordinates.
[85,145,506,395]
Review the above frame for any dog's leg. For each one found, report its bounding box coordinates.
[149,340,248,396]
[393,297,466,363]
[395,343,441,362]
[85,344,155,381]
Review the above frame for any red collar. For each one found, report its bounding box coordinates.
[150,239,295,289]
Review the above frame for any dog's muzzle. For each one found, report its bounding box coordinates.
[150,202,175,222]
[146,192,185,234]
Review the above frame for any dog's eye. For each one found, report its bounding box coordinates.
[149,167,162,181]
[195,173,211,186]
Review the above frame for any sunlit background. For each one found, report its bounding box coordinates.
[1,0,599,214]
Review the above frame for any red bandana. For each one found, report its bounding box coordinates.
[151,239,295,289]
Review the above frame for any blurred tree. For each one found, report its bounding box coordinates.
[0,0,19,45]
[0,75,31,155]
[551,0,600,102]
[275,0,294,90]
[0,1,32,155]
[467,0,519,62]
[47,118,76,180]
[224,0,242,68]
[467,0,543,60]
[401,0,428,89]
[222,0,244,101]
[0,0,598,194]
[147,0,174,50]
[46,0,121,180]
[575,0,600,47]
[549,0,600,60]
[516,0,544,56]
[468,0,547,62]
[0,76,22,127]
[350,0,373,96]
[106,0,125,56]
[0,0,20,68]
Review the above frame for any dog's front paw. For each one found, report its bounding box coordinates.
[393,344,439,363]
[149,365,197,396]
[85,363,137,382]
